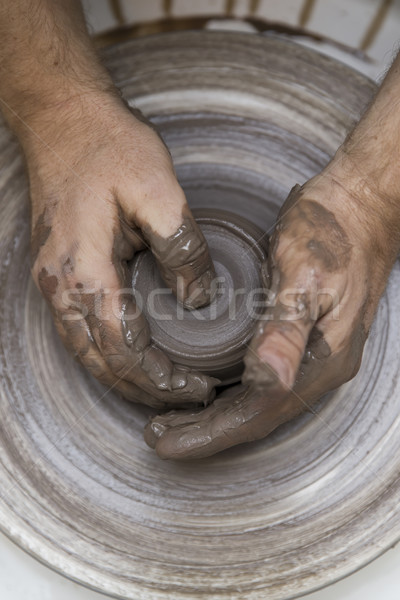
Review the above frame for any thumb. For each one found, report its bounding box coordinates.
[243,267,332,392]
[142,202,216,310]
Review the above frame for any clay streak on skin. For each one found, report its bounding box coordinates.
[38,267,58,298]
[30,209,52,266]
[283,197,353,272]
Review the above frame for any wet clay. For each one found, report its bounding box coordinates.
[28,149,219,408]
[144,165,376,459]
[141,204,217,310]
[30,209,52,266]
[274,184,352,271]
[37,266,58,298]
[131,209,268,385]
[4,30,398,600]
[242,182,365,397]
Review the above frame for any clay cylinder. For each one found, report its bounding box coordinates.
[131,208,268,384]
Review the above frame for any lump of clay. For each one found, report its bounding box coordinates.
[131,209,268,385]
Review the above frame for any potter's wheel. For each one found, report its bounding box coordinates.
[1,32,400,600]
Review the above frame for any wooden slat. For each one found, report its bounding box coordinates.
[109,0,125,25]
[299,0,317,28]
[249,0,261,15]
[163,0,173,17]
[225,0,236,16]
[360,0,393,51]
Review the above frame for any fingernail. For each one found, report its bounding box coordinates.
[243,350,292,390]
[258,350,292,389]
[144,420,165,449]
[185,269,216,309]
[142,346,173,391]
[151,421,167,438]
[171,369,188,390]
[204,379,218,405]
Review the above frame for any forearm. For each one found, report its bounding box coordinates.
[340,53,400,198]
[327,53,400,256]
[298,52,400,273]
[0,0,115,142]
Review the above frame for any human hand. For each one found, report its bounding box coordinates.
[145,167,396,457]
[28,94,217,408]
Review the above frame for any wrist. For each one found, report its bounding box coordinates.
[305,155,400,267]
[12,84,124,158]
[5,74,118,139]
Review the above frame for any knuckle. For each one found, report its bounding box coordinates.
[106,353,131,378]
[137,164,177,202]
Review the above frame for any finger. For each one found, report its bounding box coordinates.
[244,181,354,393]
[80,281,217,408]
[144,384,303,460]
[243,284,319,391]
[57,315,170,408]
[146,322,362,460]
[140,201,216,310]
[144,385,242,449]
[118,143,216,309]
[146,322,360,459]
[243,226,341,393]
[295,322,365,400]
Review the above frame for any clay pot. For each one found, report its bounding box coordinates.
[132,209,268,384]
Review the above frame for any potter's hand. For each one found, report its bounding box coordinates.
[145,165,398,457]
[0,1,217,407]
[145,47,400,459]
[28,97,216,408]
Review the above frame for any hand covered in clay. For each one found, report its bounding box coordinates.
[28,96,217,408]
[145,167,397,458]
